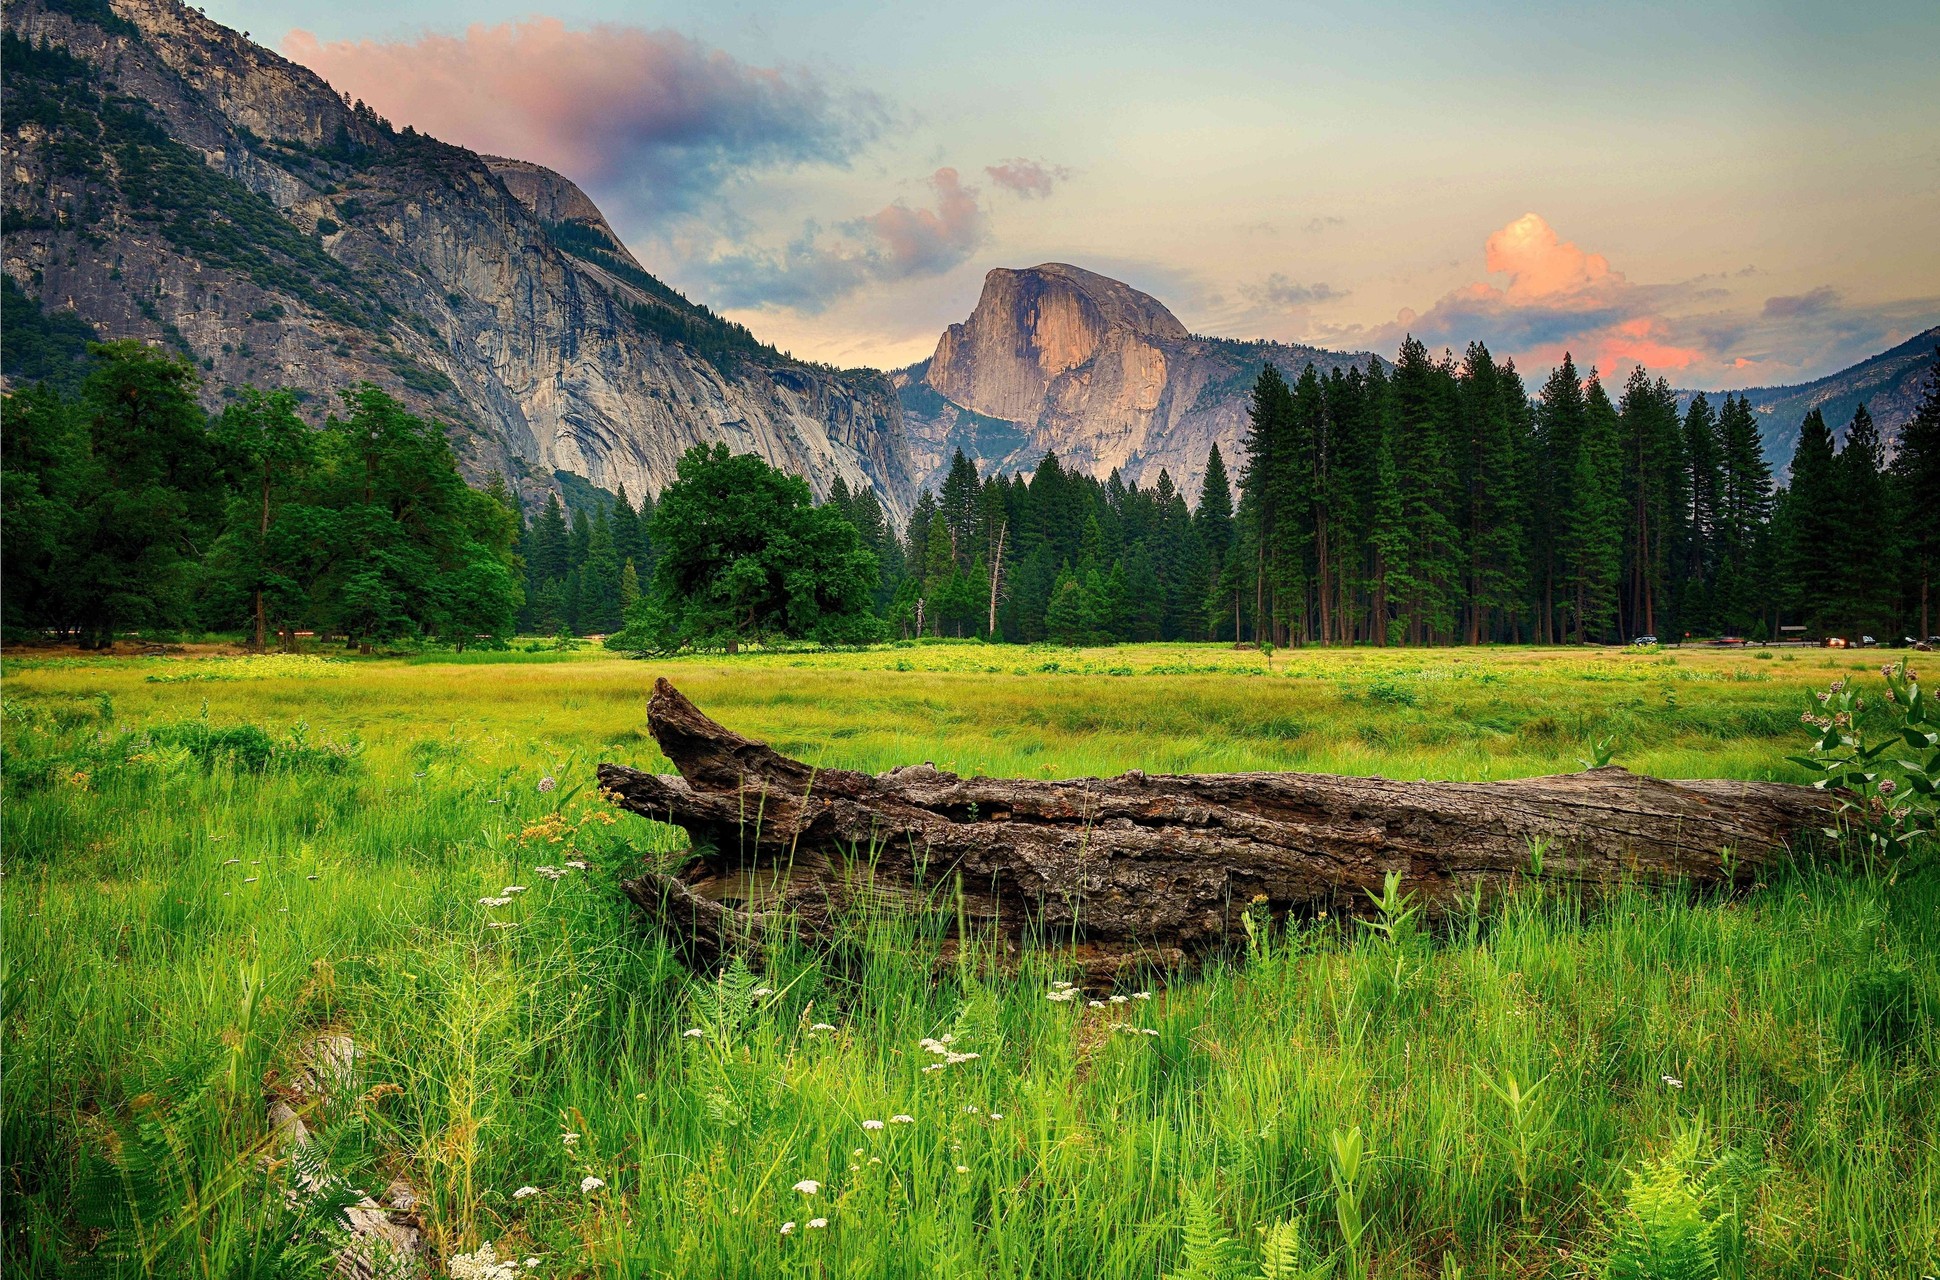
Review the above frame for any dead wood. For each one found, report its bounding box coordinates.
[598,678,1837,976]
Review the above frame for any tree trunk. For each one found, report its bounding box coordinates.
[599,680,1842,978]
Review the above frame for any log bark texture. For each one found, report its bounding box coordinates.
[598,679,1839,973]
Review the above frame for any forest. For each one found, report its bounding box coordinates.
[6,338,1938,651]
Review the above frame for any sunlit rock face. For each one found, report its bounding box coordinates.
[1,0,917,523]
[904,263,1376,499]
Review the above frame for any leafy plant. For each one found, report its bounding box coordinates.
[1601,1128,1723,1280]
[1327,1127,1370,1280]
[1788,660,1937,862]
[1476,1067,1550,1221]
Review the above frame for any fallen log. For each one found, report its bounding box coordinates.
[598,679,1839,975]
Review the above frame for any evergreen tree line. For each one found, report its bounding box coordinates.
[2,342,523,648]
[514,488,655,637]
[836,341,1940,647]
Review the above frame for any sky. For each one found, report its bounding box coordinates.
[209,0,1940,384]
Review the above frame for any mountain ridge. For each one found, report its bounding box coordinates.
[1678,326,1939,467]
[897,262,1380,499]
[0,0,919,521]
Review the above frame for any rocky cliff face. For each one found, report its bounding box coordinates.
[901,263,1376,498]
[1,0,917,522]
[1681,326,1939,469]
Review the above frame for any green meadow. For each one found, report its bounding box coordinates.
[2,643,1934,1278]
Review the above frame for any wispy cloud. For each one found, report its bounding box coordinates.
[1239,273,1346,309]
[282,19,884,220]
[983,158,1071,199]
[700,168,987,312]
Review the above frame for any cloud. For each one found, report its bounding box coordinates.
[983,158,1070,199]
[1327,212,1705,374]
[1317,212,1938,387]
[1303,216,1344,233]
[282,19,883,219]
[1762,286,1841,319]
[1239,273,1346,309]
[700,168,986,312]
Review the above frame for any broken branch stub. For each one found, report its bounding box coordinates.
[597,678,1838,973]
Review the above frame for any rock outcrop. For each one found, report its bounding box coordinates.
[899,263,1378,498]
[1,0,918,522]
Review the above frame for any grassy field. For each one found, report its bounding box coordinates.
[3,643,1934,1278]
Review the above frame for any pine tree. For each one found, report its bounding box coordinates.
[1714,394,1773,632]
[1533,354,1588,642]
[1835,403,1892,637]
[1780,408,1840,636]
[1616,369,1683,640]
[1677,394,1724,636]
[1891,349,1940,638]
[582,511,623,633]
[1457,343,1527,643]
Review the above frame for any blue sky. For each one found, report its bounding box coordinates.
[209,0,1939,380]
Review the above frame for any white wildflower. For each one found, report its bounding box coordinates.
[807,1217,827,1229]
[683,1027,705,1038]
[779,1221,795,1235]
[793,1179,821,1194]
[512,1185,539,1200]
[945,1052,980,1064]
[1087,1000,1104,1008]
[524,1261,540,1270]
[579,1176,604,1193]
[1141,1028,1160,1037]
[487,921,517,930]
[955,1165,970,1174]
[862,1119,885,1131]
[1109,994,1128,1004]
[752,987,774,997]
[502,885,528,895]
[448,1241,519,1280]
[560,1132,579,1147]
[989,1113,1003,1120]
[868,1156,881,1165]
[479,896,513,908]
[1044,988,1080,1003]
[890,1114,914,1124]
[1133,991,1152,1000]
[921,1063,946,1073]
[223,858,240,866]
[564,860,589,870]
[1662,1074,1684,1089]
[811,1022,836,1032]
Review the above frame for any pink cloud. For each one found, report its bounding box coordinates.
[866,168,985,273]
[1337,212,1704,376]
[282,20,878,216]
[1483,212,1617,301]
[983,158,1070,199]
[702,168,988,312]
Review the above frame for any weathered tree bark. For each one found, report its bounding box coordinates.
[599,679,1840,976]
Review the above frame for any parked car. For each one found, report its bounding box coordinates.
[1858,635,1877,648]
[1823,636,1849,649]
[1632,634,1659,647]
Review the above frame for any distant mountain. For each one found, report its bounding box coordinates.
[0,0,918,522]
[1680,327,1939,470]
[895,263,1378,498]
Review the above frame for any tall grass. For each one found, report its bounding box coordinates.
[3,645,1934,1277]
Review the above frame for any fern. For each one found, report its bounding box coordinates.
[1256,1216,1324,1280]
[1603,1129,1722,1280]
[1169,1184,1239,1280]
